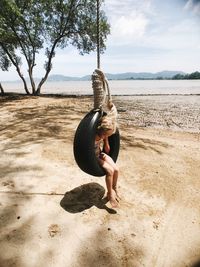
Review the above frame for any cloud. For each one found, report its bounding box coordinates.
[184,0,200,14]
[110,12,148,43]
[104,0,152,15]
[104,0,151,45]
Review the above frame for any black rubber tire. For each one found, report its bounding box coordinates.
[73,110,120,177]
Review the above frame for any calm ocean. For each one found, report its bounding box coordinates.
[2,79,200,95]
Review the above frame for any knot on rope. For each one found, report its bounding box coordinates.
[92,68,118,133]
[98,102,118,133]
[92,68,108,110]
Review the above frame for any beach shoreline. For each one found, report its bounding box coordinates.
[1,79,200,96]
[1,93,200,132]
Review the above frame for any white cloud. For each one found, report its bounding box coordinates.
[184,0,200,14]
[104,0,151,45]
[109,12,148,45]
[104,0,152,16]
[145,18,200,50]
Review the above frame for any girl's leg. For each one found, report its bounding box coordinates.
[101,154,120,199]
[112,172,120,199]
[98,158,118,207]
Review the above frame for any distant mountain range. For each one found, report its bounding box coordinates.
[4,70,186,82]
[47,71,185,81]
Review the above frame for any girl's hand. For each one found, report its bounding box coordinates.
[104,137,110,154]
[104,144,110,154]
[107,100,113,109]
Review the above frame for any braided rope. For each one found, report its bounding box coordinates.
[97,0,100,69]
[92,1,118,133]
[92,69,118,132]
[92,68,112,110]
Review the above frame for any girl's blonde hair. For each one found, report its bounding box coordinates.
[97,102,118,134]
[97,111,117,134]
[97,116,115,133]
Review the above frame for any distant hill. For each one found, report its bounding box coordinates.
[3,70,186,83]
[47,71,185,81]
[47,74,80,81]
[103,71,186,80]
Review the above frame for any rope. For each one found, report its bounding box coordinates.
[92,68,118,132]
[97,0,100,69]
[92,68,112,110]
[92,0,118,133]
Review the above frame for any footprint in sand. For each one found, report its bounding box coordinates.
[48,224,61,237]
[2,180,15,189]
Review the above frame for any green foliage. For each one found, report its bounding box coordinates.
[0,47,11,71]
[188,71,200,79]
[0,0,110,95]
[172,74,186,80]
[172,71,200,80]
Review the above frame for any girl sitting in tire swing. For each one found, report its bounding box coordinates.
[95,101,120,208]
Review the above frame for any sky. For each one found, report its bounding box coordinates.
[0,0,200,81]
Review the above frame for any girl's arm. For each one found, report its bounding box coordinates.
[104,137,110,154]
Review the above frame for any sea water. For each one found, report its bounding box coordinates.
[2,79,200,95]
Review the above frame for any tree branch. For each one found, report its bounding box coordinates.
[0,43,30,95]
[0,82,5,95]
[35,0,77,94]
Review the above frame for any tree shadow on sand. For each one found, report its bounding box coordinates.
[60,182,117,214]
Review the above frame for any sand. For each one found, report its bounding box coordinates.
[0,94,200,267]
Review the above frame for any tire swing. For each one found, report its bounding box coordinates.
[73,0,120,177]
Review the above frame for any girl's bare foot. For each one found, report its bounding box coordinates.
[109,196,118,208]
[107,190,119,208]
[113,187,121,201]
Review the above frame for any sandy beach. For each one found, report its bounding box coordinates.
[0,94,200,267]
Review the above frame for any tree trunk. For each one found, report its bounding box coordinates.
[28,68,36,95]
[19,73,30,95]
[0,82,5,95]
[35,39,61,95]
[35,64,51,96]
[35,75,47,95]
[1,44,31,95]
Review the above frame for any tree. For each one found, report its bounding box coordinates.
[0,46,13,95]
[0,82,5,95]
[172,74,186,80]
[188,71,200,79]
[0,0,110,95]
[172,71,200,80]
